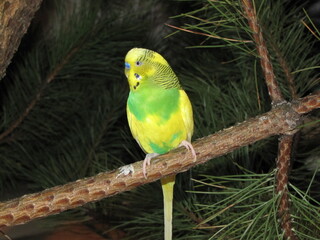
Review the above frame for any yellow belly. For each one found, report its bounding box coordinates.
[127,89,193,154]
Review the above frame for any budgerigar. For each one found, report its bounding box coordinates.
[125,48,196,240]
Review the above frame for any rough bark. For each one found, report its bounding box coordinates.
[241,0,283,104]
[0,93,318,228]
[0,0,42,79]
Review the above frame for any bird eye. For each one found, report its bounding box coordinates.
[136,61,142,66]
[134,73,141,80]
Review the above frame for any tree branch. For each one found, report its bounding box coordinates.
[241,1,306,239]
[0,93,319,228]
[241,0,284,104]
[276,135,298,240]
[0,0,42,79]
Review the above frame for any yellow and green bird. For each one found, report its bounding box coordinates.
[125,48,196,240]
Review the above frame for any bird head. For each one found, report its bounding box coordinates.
[124,48,180,91]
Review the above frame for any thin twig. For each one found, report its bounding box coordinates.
[182,208,214,232]
[301,20,320,41]
[0,93,318,228]
[165,23,252,43]
[269,39,297,99]
[194,203,236,230]
[0,230,12,240]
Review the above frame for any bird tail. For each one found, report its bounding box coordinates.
[161,174,176,240]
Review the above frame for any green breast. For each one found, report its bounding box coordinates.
[127,87,180,122]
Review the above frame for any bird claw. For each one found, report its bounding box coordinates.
[117,164,135,178]
[142,141,196,178]
[179,140,197,161]
[143,153,159,178]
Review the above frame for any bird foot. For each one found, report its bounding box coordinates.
[179,140,197,160]
[143,153,159,178]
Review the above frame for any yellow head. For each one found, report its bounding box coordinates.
[124,48,180,91]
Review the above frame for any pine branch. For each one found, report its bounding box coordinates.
[241,0,283,104]
[0,43,80,142]
[0,0,42,79]
[241,1,306,239]
[276,135,297,240]
[0,92,318,228]
[292,93,320,114]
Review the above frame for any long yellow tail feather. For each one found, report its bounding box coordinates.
[161,175,176,240]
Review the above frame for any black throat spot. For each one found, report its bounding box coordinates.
[133,81,140,90]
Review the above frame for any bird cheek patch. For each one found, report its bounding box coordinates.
[132,73,142,90]
[134,73,142,80]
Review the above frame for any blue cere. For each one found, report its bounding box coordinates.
[125,62,130,69]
